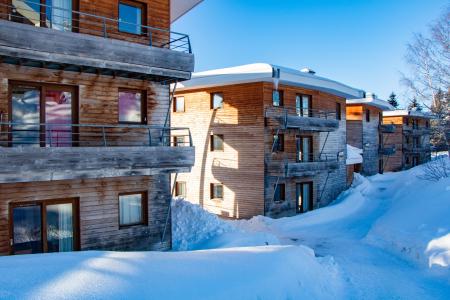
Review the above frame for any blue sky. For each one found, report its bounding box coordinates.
[173,0,447,105]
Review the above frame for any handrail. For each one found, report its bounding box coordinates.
[296,152,339,163]
[0,0,191,53]
[0,121,193,148]
[265,106,338,120]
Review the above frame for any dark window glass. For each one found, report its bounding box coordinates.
[273,134,284,152]
[273,90,284,107]
[274,183,286,202]
[211,183,224,199]
[175,182,187,197]
[45,89,73,147]
[12,205,43,254]
[119,90,144,123]
[119,193,145,227]
[296,94,311,117]
[211,93,223,109]
[174,96,185,112]
[366,109,370,122]
[119,2,143,34]
[336,103,341,120]
[211,134,224,151]
[11,86,41,147]
[297,136,312,162]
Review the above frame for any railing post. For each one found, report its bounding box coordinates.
[188,129,193,147]
[149,31,152,47]
[102,127,107,146]
[102,18,107,38]
[187,35,192,53]
[48,125,53,147]
[148,128,152,146]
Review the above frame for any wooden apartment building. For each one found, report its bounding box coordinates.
[382,110,432,172]
[0,0,199,255]
[346,93,395,175]
[171,64,364,219]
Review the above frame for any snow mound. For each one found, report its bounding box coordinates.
[171,198,234,250]
[172,198,280,250]
[364,158,450,273]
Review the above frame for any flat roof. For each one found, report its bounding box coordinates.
[177,63,365,99]
[346,97,394,111]
[382,109,433,119]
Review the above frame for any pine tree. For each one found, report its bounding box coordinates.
[408,97,423,111]
[387,92,399,108]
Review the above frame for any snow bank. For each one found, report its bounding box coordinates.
[0,247,344,300]
[172,198,279,250]
[364,158,450,273]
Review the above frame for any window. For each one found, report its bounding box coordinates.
[273,134,284,152]
[119,0,146,35]
[175,182,186,197]
[118,89,146,124]
[296,94,312,117]
[210,183,224,200]
[296,136,312,162]
[426,121,430,128]
[405,118,410,126]
[119,192,147,227]
[365,109,370,122]
[273,90,284,107]
[211,134,224,151]
[379,112,383,125]
[211,93,224,109]
[336,103,341,120]
[173,136,186,147]
[10,199,78,254]
[174,96,185,112]
[274,184,286,202]
[296,182,313,213]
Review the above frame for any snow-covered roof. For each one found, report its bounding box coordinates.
[346,144,363,165]
[178,63,365,99]
[383,109,433,119]
[346,94,394,111]
[171,0,203,23]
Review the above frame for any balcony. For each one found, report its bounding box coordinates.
[379,145,396,156]
[379,124,396,133]
[0,1,194,80]
[265,107,339,131]
[0,122,195,183]
[403,144,431,154]
[267,153,339,177]
[402,125,431,136]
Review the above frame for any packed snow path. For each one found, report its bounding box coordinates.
[270,174,450,300]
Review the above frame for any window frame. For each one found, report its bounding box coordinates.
[210,92,224,110]
[175,181,187,197]
[274,183,286,203]
[273,133,285,152]
[272,90,284,107]
[173,96,185,113]
[296,182,313,213]
[336,102,342,120]
[8,198,80,255]
[118,88,147,125]
[118,0,147,36]
[118,191,148,228]
[210,134,224,151]
[296,94,312,117]
[210,183,224,200]
[296,135,313,162]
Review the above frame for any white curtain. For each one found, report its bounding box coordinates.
[47,203,73,252]
[119,195,142,225]
[50,0,72,31]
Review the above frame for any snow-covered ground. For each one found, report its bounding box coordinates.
[1,158,449,299]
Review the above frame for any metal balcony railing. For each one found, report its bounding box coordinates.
[295,152,339,163]
[0,0,191,53]
[266,106,338,120]
[379,124,396,133]
[379,145,396,155]
[403,144,431,153]
[402,125,431,133]
[0,121,193,148]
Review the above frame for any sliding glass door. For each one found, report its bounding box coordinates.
[10,83,77,147]
[296,182,313,213]
[297,136,313,162]
[10,199,78,255]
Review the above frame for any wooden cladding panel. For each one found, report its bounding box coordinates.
[172,83,265,219]
[0,175,172,255]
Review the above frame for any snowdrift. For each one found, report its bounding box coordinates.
[0,247,344,299]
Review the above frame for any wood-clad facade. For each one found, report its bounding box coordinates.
[0,0,195,255]
[172,81,348,219]
[382,113,431,172]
